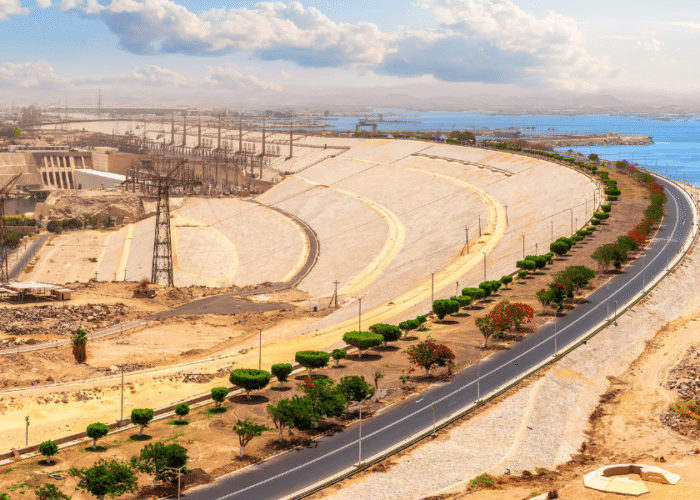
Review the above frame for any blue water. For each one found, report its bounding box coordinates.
[329,111,700,185]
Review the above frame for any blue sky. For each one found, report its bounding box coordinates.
[1,0,699,105]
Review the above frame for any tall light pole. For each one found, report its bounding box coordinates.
[120,365,125,423]
[614,301,618,326]
[165,460,193,500]
[357,393,372,466]
[431,403,437,436]
[481,251,486,281]
[504,205,508,224]
[431,273,435,305]
[478,214,482,237]
[357,296,365,331]
[25,416,29,447]
[465,227,469,251]
[456,281,459,298]
[553,307,558,357]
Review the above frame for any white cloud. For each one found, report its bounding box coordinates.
[643,39,662,52]
[58,0,619,87]
[0,61,65,88]
[203,64,282,92]
[36,0,52,8]
[0,0,28,20]
[667,21,700,29]
[73,65,187,87]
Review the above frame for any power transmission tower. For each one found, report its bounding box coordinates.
[0,173,23,283]
[131,158,200,287]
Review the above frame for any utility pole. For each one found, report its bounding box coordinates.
[504,205,508,224]
[120,365,125,423]
[478,214,482,237]
[465,227,469,251]
[481,251,486,281]
[333,280,339,308]
[258,327,263,370]
[456,281,459,297]
[357,296,365,331]
[550,221,553,243]
[25,416,29,447]
[522,235,525,259]
[431,272,434,305]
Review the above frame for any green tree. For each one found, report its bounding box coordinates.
[174,403,189,423]
[517,270,528,281]
[535,288,554,313]
[266,398,298,441]
[406,337,456,377]
[131,442,188,486]
[233,419,271,458]
[271,363,293,387]
[588,153,600,162]
[549,241,569,256]
[432,299,460,320]
[229,369,271,399]
[338,375,374,405]
[130,408,154,436]
[475,316,498,348]
[35,484,71,500]
[416,315,428,330]
[342,331,383,358]
[86,423,110,450]
[368,324,402,346]
[211,387,229,408]
[591,243,627,272]
[294,351,330,375]
[461,287,485,301]
[299,378,347,421]
[74,459,137,500]
[288,395,323,431]
[374,371,384,389]
[331,348,346,367]
[553,266,595,296]
[38,440,58,465]
[500,275,513,289]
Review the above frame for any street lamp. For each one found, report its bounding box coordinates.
[606,285,610,321]
[614,301,618,326]
[481,251,486,281]
[165,460,194,500]
[356,296,366,331]
[476,349,481,402]
[431,403,437,436]
[553,307,558,357]
[25,416,29,447]
[357,393,372,466]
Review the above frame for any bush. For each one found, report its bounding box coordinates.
[130,408,154,436]
[517,270,528,280]
[46,220,62,233]
[556,237,574,250]
[545,252,554,264]
[576,229,588,237]
[645,204,663,221]
[461,287,485,300]
[525,255,547,270]
[601,204,612,213]
[572,235,584,242]
[500,275,513,288]
[432,299,460,320]
[294,351,330,375]
[636,171,654,184]
[608,195,618,201]
[651,193,667,205]
[211,387,229,408]
[605,188,622,196]
[450,295,472,309]
[587,226,596,232]
[342,331,383,358]
[86,423,110,450]
[550,241,569,256]
[478,281,494,298]
[229,369,271,399]
[616,235,639,252]
[369,324,402,345]
[523,259,536,272]
[38,440,59,464]
[597,212,610,220]
[339,375,375,403]
[271,363,293,387]
[331,348,346,367]
[174,403,190,422]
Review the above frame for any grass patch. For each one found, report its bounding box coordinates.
[167,419,191,426]
[82,445,109,452]
[467,473,498,491]
[671,401,700,420]
[129,434,152,442]
[271,386,292,392]
[206,406,229,415]
[405,336,419,341]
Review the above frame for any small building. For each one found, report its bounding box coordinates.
[74,169,126,190]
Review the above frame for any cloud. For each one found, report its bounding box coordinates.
[0,0,28,20]
[73,65,187,87]
[59,0,618,86]
[36,0,52,8]
[203,64,282,92]
[280,70,290,79]
[643,39,662,52]
[667,21,700,29]
[0,60,65,88]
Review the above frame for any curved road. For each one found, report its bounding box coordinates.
[184,176,695,500]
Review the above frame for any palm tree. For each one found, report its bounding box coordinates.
[71,328,88,363]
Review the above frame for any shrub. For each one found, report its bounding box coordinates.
[590,218,601,225]
[342,331,383,358]
[636,171,654,184]
[130,408,154,436]
[545,252,554,264]
[74,459,137,499]
[294,351,330,375]
[608,195,618,201]
[605,188,622,196]
[556,237,574,250]
[38,440,59,464]
[416,315,428,330]
[46,220,62,233]
[601,204,612,213]
[651,193,667,205]
[174,403,190,422]
[587,226,596,232]
[523,259,536,272]
[468,473,498,491]
[645,204,663,221]
[572,235,584,242]
[550,241,569,256]
[86,423,110,450]
[576,229,588,237]
[500,275,513,288]
[339,375,375,404]
[369,323,402,346]
[271,363,293,387]
[211,387,229,408]
[433,299,460,320]
[596,212,610,220]
[229,369,271,399]
[525,255,547,270]
[461,287,485,300]
[517,270,528,280]
[616,235,639,252]
[478,281,494,298]
[450,295,472,309]
[331,348,346,367]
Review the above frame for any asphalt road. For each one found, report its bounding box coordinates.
[184,176,695,500]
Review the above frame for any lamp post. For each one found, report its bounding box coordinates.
[553,307,558,357]
[357,296,365,331]
[120,365,125,423]
[481,251,486,281]
[478,214,482,237]
[357,393,372,466]
[606,285,610,321]
[431,273,434,305]
[164,460,193,500]
[614,301,618,326]
[456,281,459,298]
[25,416,29,447]
[431,403,437,436]
[465,227,469,251]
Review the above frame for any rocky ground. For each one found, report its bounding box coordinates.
[34,191,147,224]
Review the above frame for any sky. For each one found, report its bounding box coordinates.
[1,0,699,107]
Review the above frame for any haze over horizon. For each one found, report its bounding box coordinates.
[1,0,699,112]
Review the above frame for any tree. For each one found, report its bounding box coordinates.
[294,351,330,375]
[535,288,554,313]
[286,395,323,431]
[71,328,87,363]
[461,288,485,301]
[450,295,472,309]
[86,423,110,450]
[432,299,459,320]
[406,337,456,377]
[35,484,71,500]
[525,255,547,270]
[233,419,271,458]
[211,387,229,408]
[74,459,137,500]
[478,281,494,298]
[506,302,534,329]
[174,403,189,423]
[271,363,293,387]
[373,371,384,389]
[550,241,569,256]
[338,375,374,405]
[130,442,189,486]
[266,399,297,441]
[369,323,402,346]
[331,348,346,367]
[342,331,383,358]
[130,408,154,436]
[229,369,271,399]
[553,266,595,296]
[591,244,627,272]
[517,270,528,281]
[38,440,58,465]
[588,153,600,162]
[500,275,513,289]
[299,378,347,420]
[475,316,498,348]
[416,315,428,330]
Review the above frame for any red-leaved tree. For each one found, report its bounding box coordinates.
[406,338,456,377]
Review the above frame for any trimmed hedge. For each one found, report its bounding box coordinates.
[461,287,485,300]
[608,195,619,201]
[229,369,271,398]
[590,218,601,225]
[342,331,383,358]
[295,351,330,372]
[601,204,612,213]
[271,363,293,385]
